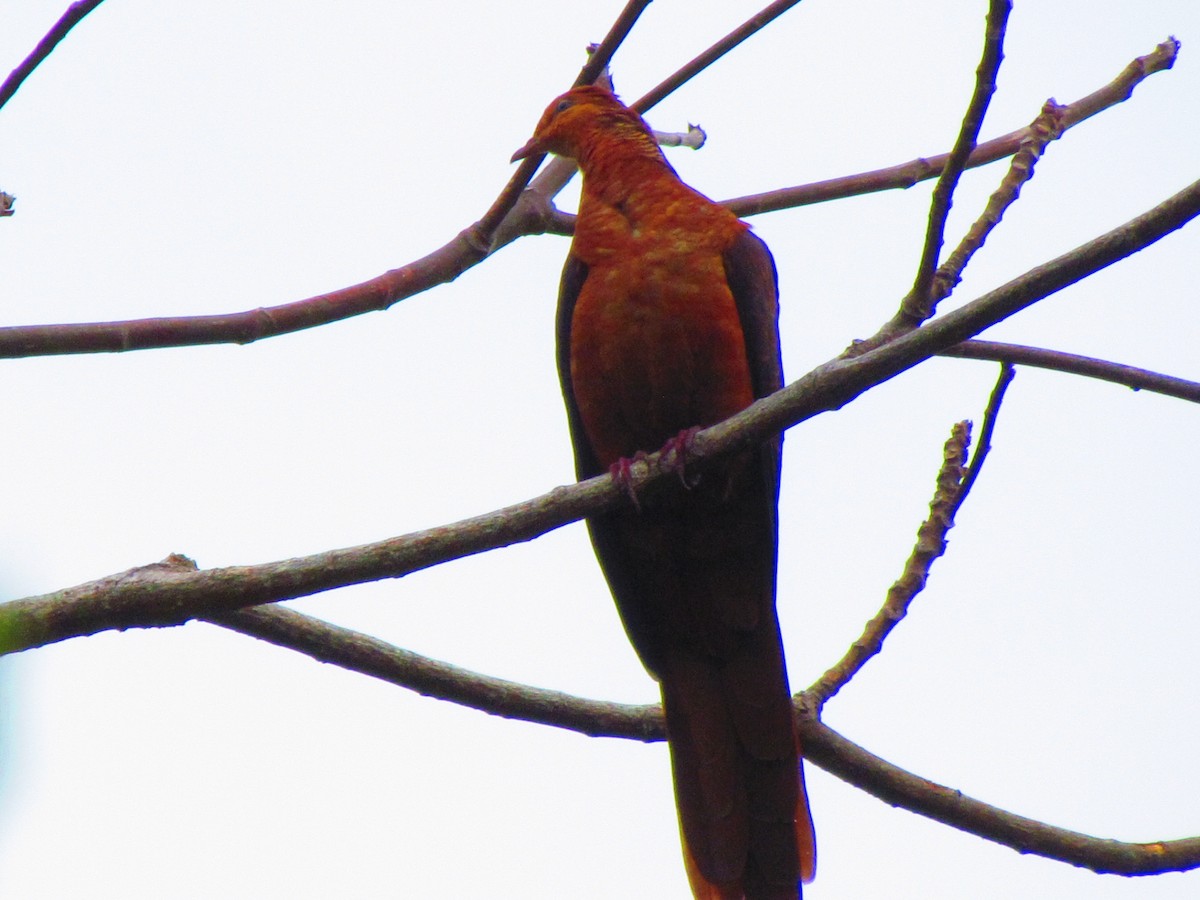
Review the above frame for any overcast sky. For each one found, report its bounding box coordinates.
[2,2,1199,898]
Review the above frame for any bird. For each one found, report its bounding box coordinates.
[513,85,814,899]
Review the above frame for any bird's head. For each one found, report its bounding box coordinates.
[511,85,654,163]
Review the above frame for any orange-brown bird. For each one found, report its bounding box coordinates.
[513,86,814,899]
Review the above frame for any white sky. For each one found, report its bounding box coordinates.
[2,1,1198,898]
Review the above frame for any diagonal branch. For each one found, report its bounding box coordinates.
[573,0,653,90]
[953,363,1015,516]
[0,41,1177,360]
[505,38,1179,245]
[631,0,807,114]
[2,177,1197,656]
[207,603,1200,877]
[476,0,653,240]
[806,719,1200,876]
[0,0,107,112]
[807,420,973,710]
[0,236,491,358]
[724,37,1178,219]
[0,0,654,359]
[906,0,1012,321]
[489,0,809,250]
[210,604,663,741]
[805,363,1013,710]
[924,101,1065,312]
[942,340,1200,403]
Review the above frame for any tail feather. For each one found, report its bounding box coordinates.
[660,644,812,899]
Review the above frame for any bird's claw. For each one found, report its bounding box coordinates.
[609,429,700,509]
[609,451,649,512]
[659,427,702,489]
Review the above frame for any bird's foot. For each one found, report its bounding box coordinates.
[659,426,702,489]
[609,451,649,512]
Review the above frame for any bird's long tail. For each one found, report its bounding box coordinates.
[660,637,814,899]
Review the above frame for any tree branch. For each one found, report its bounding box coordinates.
[631,0,807,114]
[906,0,1011,322]
[806,720,1200,876]
[953,363,1015,515]
[807,420,972,710]
[0,40,1177,360]
[724,37,1178,219]
[475,0,653,241]
[942,340,1200,403]
[3,177,1196,656]
[927,101,1065,309]
[206,603,1200,877]
[807,365,1014,708]
[489,0,809,251]
[0,0,107,112]
[209,604,664,741]
[0,0,651,359]
[573,0,653,90]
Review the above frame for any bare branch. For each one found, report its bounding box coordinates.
[906,0,1012,321]
[3,178,1196,656]
[0,40,1178,360]
[490,0,808,251]
[808,365,1014,708]
[0,0,654,358]
[0,234,489,358]
[806,720,1200,876]
[632,0,806,114]
[210,605,663,741]
[954,363,1015,513]
[0,0,107,112]
[725,37,1179,219]
[573,0,653,89]
[943,340,1200,403]
[927,102,1066,310]
[808,422,971,709]
[206,604,1200,877]
[519,37,1179,245]
[476,0,653,240]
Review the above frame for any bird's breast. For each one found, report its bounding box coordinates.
[569,242,755,468]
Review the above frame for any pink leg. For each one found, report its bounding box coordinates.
[609,450,649,512]
[659,426,701,488]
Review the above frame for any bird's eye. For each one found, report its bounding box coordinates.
[555,98,573,113]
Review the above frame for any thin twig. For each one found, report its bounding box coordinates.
[0,41,1178,359]
[0,0,107,112]
[905,0,1012,323]
[3,178,1197,655]
[210,605,663,740]
[492,0,808,250]
[805,720,1200,876]
[809,365,1014,708]
[206,603,1200,876]
[724,38,1178,219]
[632,0,806,113]
[847,38,1178,361]
[942,340,1200,403]
[807,422,971,709]
[954,363,1015,515]
[573,0,653,89]
[926,101,1066,310]
[475,0,652,239]
[517,38,1179,240]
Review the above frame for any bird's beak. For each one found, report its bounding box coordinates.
[510,136,543,163]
